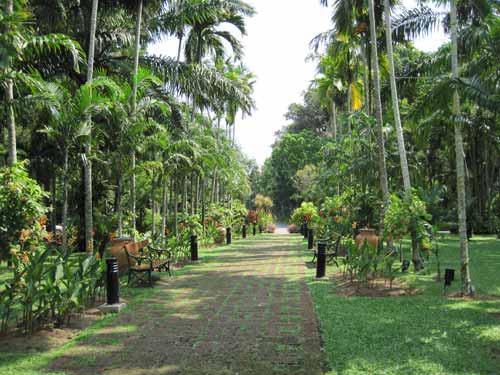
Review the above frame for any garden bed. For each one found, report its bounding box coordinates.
[331,272,418,297]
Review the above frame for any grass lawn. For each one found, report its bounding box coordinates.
[305,234,500,375]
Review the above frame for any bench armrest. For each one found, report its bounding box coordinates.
[149,246,172,259]
[126,252,152,266]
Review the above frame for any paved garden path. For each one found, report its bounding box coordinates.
[50,234,325,375]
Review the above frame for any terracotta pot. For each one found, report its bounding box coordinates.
[355,228,379,249]
[109,237,134,272]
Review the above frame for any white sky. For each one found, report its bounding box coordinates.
[149,0,448,166]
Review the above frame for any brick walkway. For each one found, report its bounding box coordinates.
[50,234,324,375]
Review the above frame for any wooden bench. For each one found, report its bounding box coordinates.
[124,240,172,286]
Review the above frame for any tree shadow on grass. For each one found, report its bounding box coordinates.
[311,281,500,375]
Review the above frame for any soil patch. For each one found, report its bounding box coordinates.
[331,272,418,297]
[0,308,101,354]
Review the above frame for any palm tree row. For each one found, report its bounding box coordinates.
[0,0,256,255]
[312,0,499,294]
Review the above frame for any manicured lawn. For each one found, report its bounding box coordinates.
[305,234,500,375]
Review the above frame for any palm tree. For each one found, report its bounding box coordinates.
[392,0,482,292]
[367,0,390,228]
[0,1,81,166]
[450,0,473,295]
[40,78,117,254]
[382,0,421,269]
[5,0,15,166]
[130,0,144,237]
[84,0,99,254]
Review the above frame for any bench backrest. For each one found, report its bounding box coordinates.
[124,240,150,254]
[124,240,150,267]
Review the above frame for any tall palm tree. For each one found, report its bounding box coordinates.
[367,0,390,226]
[1,0,81,166]
[382,0,421,269]
[130,0,144,237]
[5,0,15,166]
[392,0,482,292]
[84,0,99,254]
[450,0,473,295]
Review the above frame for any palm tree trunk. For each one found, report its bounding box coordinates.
[194,174,200,215]
[130,0,143,237]
[201,178,206,234]
[6,0,16,166]
[450,0,473,295]
[367,0,390,227]
[50,176,57,239]
[190,174,195,215]
[361,38,370,116]
[151,172,156,239]
[383,0,420,268]
[62,147,69,255]
[331,101,337,140]
[173,178,178,238]
[161,174,168,239]
[182,175,187,212]
[116,173,123,237]
[84,0,99,254]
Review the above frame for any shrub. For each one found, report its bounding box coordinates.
[290,202,318,227]
[1,246,104,333]
[288,224,299,233]
[0,163,47,261]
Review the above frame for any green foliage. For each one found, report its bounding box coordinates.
[0,163,47,261]
[0,247,104,333]
[290,202,319,227]
[384,192,432,249]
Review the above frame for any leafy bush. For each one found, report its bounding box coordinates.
[384,192,432,249]
[290,202,318,227]
[0,163,47,260]
[340,239,398,287]
[1,246,104,333]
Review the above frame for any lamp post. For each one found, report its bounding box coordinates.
[316,242,326,278]
[190,234,198,261]
[308,229,314,250]
[98,258,126,313]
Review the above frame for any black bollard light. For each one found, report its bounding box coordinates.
[253,224,257,236]
[106,258,120,305]
[190,234,198,261]
[401,260,410,272]
[242,224,247,239]
[259,224,263,234]
[303,224,308,240]
[316,242,327,278]
[226,227,232,245]
[444,268,455,287]
[308,229,314,250]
